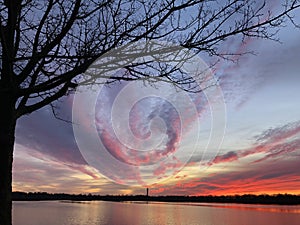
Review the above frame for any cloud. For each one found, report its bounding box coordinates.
[207,151,239,166]
[151,156,300,196]
[91,80,211,184]
[12,144,102,193]
[16,103,86,166]
[14,79,210,187]
[212,16,300,111]
[150,121,300,196]
[254,121,300,144]
[153,157,183,178]
[206,121,300,166]
[253,139,300,163]
[13,143,151,195]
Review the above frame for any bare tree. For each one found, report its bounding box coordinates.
[0,0,299,224]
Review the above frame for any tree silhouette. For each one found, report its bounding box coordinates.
[0,0,299,224]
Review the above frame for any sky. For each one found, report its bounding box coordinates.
[12,4,300,196]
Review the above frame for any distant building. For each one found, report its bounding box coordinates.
[146,188,149,197]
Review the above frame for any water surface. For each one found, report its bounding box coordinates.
[13,201,300,225]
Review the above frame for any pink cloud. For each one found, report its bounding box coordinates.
[206,121,300,166]
[153,157,183,177]
[207,151,239,166]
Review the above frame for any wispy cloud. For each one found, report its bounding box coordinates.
[206,121,300,166]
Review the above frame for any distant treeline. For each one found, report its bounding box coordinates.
[12,192,300,205]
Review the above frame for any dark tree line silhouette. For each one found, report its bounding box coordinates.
[12,192,300,205]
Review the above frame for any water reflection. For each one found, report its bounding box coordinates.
[163,202,300,214]
[13,201,300,225]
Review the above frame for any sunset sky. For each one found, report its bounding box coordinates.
[12,6,300,196]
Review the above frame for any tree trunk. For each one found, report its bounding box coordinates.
[0,94,16,225]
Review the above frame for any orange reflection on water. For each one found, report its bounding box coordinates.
[171,202,300,214]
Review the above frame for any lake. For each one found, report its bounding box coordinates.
[13,201,300,225]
